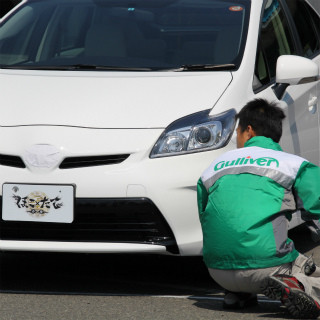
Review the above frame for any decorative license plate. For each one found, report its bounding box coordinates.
[2,183,74,223]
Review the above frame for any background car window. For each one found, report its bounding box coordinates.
[253,0,296,90]
[285,0,320,58]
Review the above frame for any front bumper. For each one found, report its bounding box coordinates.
[0,125,236,255]
[0,197,179,254]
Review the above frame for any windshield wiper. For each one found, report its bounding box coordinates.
[0,65,63,70]
[1,63,236,71]
[176,64,237,71]
[65,64,153,71]
[0,64,153,71]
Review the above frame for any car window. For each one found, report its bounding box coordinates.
[253,42,270,90]
[0,0,251,71]
[253,0,297,90]
[284,0,320,58]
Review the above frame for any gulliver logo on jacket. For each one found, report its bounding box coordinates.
[214,156,279,171]
[202,144,306,190]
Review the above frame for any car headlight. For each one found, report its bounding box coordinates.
[150,108,236,158]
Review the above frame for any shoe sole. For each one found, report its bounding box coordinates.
[262,276,320,319]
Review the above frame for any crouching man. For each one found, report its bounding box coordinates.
[197,99,320,319]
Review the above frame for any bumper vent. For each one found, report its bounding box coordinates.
[0,197,179,254]
[59,154,130,169]
[0,154,25,168]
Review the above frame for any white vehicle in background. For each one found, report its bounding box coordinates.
[0,0,319,256]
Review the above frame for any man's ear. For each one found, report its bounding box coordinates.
[247,125,257,138]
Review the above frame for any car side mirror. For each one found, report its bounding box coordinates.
[273,55,319,100]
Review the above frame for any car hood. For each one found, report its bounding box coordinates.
[0,70,232,129]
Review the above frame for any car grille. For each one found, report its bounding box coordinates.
[0,197,179,254]
[0,154,26,168]
[0,154,130,169]
[59,154,130,169]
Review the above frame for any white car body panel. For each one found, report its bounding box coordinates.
[0,70,232,128]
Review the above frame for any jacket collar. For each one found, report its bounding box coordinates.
[244,136,283,151]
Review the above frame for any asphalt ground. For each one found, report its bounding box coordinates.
[0,224,319,320]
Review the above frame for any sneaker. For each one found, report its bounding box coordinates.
[262,274,320,319]
[223,291,258,309]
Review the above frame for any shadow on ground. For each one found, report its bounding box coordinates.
[0,224,317,297]
[0,252,216,295]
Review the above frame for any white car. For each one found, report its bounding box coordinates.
[0,0,319,255]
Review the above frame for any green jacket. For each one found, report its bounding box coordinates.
[197,136,320,270]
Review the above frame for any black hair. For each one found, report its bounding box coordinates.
[236,98,285,142]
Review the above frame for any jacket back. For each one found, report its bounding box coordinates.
[197,136,320,269]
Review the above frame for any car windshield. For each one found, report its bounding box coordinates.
[0,0,250,71]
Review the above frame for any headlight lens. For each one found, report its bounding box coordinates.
[150,108,236,158]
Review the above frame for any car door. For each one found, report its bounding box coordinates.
[253,0,320,165]
[281,0,320,165]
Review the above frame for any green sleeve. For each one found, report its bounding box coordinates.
[197,178,208,218]
[294,161,320,218]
